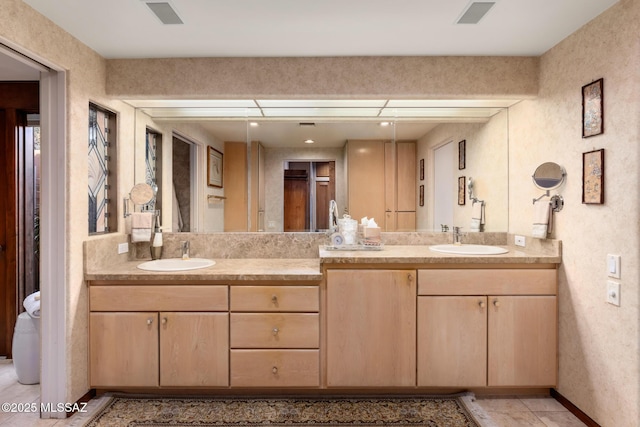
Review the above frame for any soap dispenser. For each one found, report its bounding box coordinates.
[150,214,163,260]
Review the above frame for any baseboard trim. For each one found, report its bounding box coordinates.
[551,389,600,427]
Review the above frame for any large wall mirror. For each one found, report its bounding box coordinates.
[133,103,509,233]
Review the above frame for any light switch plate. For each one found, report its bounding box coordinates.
[607,254,621,279]
[514,235,526,247]
[118,242,129,254]
[606,281,621,306]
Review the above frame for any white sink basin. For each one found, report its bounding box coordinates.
[429,244,509,255]
[137,258,216,271]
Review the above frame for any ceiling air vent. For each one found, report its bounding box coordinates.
[144,1,184,25]
[457,2,495,24]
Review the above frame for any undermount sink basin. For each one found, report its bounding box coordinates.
[137,258,216,272]
[429,244,509,255]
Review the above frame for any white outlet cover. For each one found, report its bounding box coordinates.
[118,242,129,254]
[514,235,526,247]
[606,281,621,306]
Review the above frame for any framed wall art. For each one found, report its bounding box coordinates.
[458,140,466,170]
[419,158,424,181]
[458,176,466,205]
[582,78,604,138]
[419,185,424,207]
[207,146,223,188]
[582,148,604,204]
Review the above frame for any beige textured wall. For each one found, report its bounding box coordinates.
[508,0,639,425]
[416,110,508,232]
[106,56,539,99]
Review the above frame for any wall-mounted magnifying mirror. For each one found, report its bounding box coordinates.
[532,162,566,190]
[130,182,155,205]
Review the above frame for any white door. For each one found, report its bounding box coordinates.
[433,141,454,230]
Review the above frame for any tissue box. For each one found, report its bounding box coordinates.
[363,227,381,239]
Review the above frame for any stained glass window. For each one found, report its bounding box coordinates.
[144,129,159,211]
[88,104,117,234]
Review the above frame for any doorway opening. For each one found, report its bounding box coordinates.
[172,135,193,232]
[283,161,335,232]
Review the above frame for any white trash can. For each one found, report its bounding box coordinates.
[12,312,40,385]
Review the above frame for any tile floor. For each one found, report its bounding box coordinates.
[0,361,586,427]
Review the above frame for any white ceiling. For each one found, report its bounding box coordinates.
[22,0,618,58]
[4,0,618,146]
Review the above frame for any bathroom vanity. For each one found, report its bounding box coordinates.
[85,239,560,393]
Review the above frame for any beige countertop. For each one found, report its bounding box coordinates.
[85,258,323,282]
[319,244,561,265]
[85,244,560,283]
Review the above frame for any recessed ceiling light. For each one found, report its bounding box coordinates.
[304,139,315,144]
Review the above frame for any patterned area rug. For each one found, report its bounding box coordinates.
[82,394,482,427]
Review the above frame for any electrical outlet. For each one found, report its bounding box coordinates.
[118,242,129,254]
[606,281,621,306]
[514,235,526,247]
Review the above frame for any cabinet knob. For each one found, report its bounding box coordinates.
[272,327,279,336]
[272,366,278,374]
[493,299,500,307]
[147,318,154,325]
[161,317,168,325]
[407,273,414,282]
[479,301,486,308]
[271,295,278,303]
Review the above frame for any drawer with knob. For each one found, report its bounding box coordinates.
[230,286,319,312]
[230,313,319,348]
[230,349,319,387]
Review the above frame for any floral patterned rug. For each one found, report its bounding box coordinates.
[82,394,483,427]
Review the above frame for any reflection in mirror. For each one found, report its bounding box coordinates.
[129,182,155,206]
[144,128,161,212]
[135,108,509,233]
[532,162,566,190]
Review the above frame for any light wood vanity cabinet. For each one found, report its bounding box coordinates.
[229,285,320,387]
[326,269,416,387]
[417,269,558,388]
[89,285,229,388]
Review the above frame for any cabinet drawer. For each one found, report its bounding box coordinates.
[230,286,318,312]
[230,313,319,348]
[230,350,319,387]
[418,269,557,295]
[90,285,228,311]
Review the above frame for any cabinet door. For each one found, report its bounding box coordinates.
[488,296,557,386]
[417,296,487,387]
[347,140,386,227]
[89,312,159,387]
[326,269,416,387]
[396,141,416,213]
[160,312,229,386]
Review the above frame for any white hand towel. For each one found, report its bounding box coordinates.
[470,201,484,232]
[532,200,551,238]
[23,291,41,318]
[131,212,154,242]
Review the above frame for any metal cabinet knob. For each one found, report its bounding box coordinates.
[147,318,154,325]
[272,327,279,336]
[161,317,168,325]
[493,299,500,307]
[271,295,278,303]
[479,301,486,308]
[272,366,278,374]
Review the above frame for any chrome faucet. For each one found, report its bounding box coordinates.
[452,227,464,244]
[181,241,190,259]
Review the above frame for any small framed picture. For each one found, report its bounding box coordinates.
[582,149,604,204]
[207,146,223,188]
[458,140,466,170]
[582,78,604,138]
[419,185,424,207]
[458,176,466,205]
[419,158,424,181]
